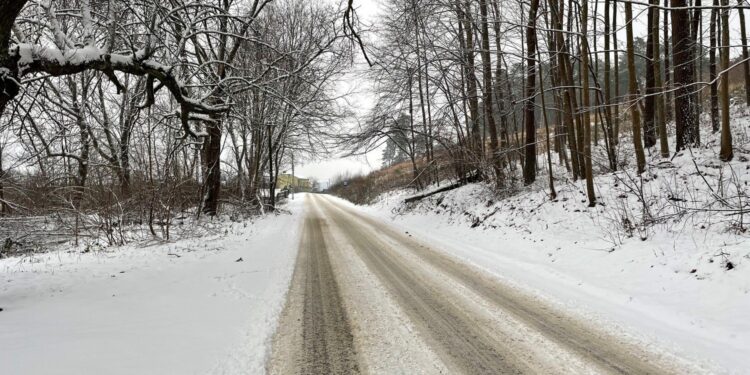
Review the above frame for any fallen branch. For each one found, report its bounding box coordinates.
[404,173,481,204]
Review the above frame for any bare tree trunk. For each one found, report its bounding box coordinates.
[614,0,622,144]
[653,0,670,158]
[461,1,482,158]
[491,0,510,165]
[479,0,503,183]
[0,0,28,118]
[118,93,138,198]
[580,0,596,206]
[719,0,734,161]
[739,0,750,105]
[710,0,720,133]
[604,0,617,161]
[455,1,473,178]
[537,47,556,200]
[267,123,276,209]
[573,4,586,179]
[551,0,582,180]
[672,0,699,150]
[0,144,7,216]
[523,0,541,185]
[412,0,432,185]
[408,68,423,189]
[626,0,647,174]
[690,0,702,145]
[644,4,658,148]
[663,0,673,122]
[202,117,223,215]
[592,0,600,145]
[542,1,569,169]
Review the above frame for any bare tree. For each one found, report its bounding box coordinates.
[719,0,734,161]
[625,0,646,174]
[523,0,540,185]
[672,0,699,150]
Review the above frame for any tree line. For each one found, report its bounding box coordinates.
[350,0,749,205]
[0,0,359,229]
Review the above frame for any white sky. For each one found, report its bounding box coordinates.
[294,56,382,186]
[296,0,383,185]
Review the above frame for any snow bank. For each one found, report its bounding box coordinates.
[0,196,307,375]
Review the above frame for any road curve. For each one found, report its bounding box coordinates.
[269,194,692,375]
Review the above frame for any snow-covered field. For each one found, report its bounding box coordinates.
[346,111,750,374]
[0,197,306,375]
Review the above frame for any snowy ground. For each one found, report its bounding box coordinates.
[345,111,750,374]
[0,197,306,375]
[349,187,749,373]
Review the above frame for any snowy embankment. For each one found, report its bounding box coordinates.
[348,113,750,373]
[0,196,307,375]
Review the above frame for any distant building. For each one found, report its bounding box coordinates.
[277,174,312,192]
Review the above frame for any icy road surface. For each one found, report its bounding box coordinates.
[269,194,702,375]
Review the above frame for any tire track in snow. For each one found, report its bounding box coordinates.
[269,214,360,375]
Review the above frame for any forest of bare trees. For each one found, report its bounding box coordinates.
[0,0,362,247]
[348,0,750,206]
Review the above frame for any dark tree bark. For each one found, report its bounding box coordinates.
[0,0,28,116]
[604,0,617,159]
[0,144,6,216]
[710,0,720,133]
[671,0,699,150]
[523,0,541,185]
[572,4,586,180]
[644,4,657,148]
[626,0,646,174]
[690,0,702,144]
[119,121,133,197]
[663,0,673,122]
[201,117,223,214]
[720,0,734,161]
[652,0,669,157]
[614,0,622,144]
[739,0,750,105]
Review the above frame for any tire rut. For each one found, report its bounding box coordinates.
[269,215,360,375]
[318,196,531,374]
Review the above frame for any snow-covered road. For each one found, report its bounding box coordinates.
[269,194,710,374]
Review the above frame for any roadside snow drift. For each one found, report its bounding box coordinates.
[0,196,307,375]
[352,169,749,375]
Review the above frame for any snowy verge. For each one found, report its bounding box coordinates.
[0,195,307,375]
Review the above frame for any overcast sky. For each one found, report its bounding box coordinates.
[296,0,383,185]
